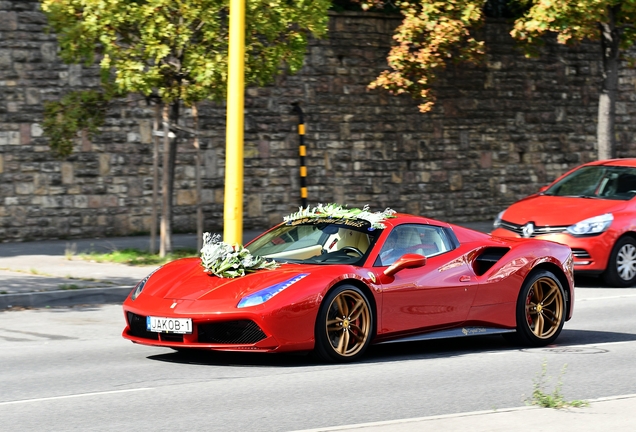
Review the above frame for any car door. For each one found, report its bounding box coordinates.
[377,224,478,335]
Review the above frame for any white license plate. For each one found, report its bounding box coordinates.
[146,316,193,334]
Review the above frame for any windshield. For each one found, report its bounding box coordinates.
[543,165,636,200]
[246,218,382,265]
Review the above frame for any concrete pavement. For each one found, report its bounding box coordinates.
[293,394,636,431]
[0,232,240,309]
[2,220,636,430]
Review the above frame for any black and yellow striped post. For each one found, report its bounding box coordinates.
[291,103,308,208]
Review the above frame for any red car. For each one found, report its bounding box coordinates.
[123,205,574,362]
[493,158,636,287]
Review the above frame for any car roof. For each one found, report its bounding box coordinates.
[383,213,452,229]
[582,158,636,168]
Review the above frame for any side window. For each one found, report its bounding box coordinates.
[376,224,453,266]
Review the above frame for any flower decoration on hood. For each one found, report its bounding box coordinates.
[200,233,278,278]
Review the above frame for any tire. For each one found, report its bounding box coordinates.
[603,237,636,287]
[314,285,373,362]
[506,270,566,347]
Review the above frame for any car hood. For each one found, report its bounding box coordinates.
[502,195,627,226]
[142,258,325,301]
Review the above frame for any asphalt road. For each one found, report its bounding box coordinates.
[1,278,635,431]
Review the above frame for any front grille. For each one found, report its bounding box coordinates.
[126,312,159,340]
[160,333,184,342]
[198,320,267,344]
[571,248,592,259]
[499,220,568,238]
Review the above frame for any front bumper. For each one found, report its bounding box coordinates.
[123,310,283,351]
[122,292,318,353]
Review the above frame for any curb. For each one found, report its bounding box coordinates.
[0,286,133,309]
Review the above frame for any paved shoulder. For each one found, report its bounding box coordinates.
[292,395,636,432]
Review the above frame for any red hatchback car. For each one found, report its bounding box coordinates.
[492,158,636,287]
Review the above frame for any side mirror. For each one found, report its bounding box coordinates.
[384,253,427,277]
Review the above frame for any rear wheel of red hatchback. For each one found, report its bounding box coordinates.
[603,237,636,287]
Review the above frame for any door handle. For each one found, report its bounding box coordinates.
[459,275,471,282]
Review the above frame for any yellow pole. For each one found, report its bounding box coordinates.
[223,0,245,245]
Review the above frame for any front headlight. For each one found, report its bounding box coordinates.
[566,213,613,236]
[237,274,308,308]
[130,268,159,301]
[493,211,505,228]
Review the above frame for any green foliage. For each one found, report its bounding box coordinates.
[41,0,331,106]
[529,360,589,409]
[512,0,636,52]
[42,89,110,158]
[363,0,636,116]
[283,203,397,229]
[331,0,399,13]
[58,284,81,290]
[78,248,198,266]
[366,0,488,112]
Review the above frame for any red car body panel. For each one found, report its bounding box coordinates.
[492,158,636,274]
[122,214,574,354]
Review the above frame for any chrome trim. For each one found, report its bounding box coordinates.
[499,220,568,238]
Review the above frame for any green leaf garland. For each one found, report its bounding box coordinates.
[283,203,396,229]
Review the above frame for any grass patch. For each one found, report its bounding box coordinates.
[58,284,81,290]
[78,248,198,266]
[65,242,77,260]
[528,360,588,409]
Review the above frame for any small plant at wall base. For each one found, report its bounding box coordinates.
[528,360,588,409]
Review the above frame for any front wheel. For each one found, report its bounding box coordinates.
[314,285,373,362]
[603,237,636,287]
[506,270,566,347]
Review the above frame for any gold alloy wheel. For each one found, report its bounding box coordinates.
[525,276,564,339]
[325,290,371,357]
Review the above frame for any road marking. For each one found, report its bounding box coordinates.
[0,388,153,406]
[0,328,76,340]
[577,294,636,301]
[559,340,632,349]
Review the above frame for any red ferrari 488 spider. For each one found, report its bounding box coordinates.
[123,204,574,362]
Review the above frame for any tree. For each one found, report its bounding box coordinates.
[358,0,487,112]
[361,0,636,161]
[41,0,330,255]
[511,0,636,160]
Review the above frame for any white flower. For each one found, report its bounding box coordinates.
[200,233,278,278]
[283,203,396,229]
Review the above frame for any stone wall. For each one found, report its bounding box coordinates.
[2,2,636,242]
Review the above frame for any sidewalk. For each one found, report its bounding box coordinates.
[0,231,258,309]
[293,394,636,431]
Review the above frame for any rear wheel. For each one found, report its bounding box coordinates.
[603,237,636,287]
[314,285,373,362]
[506,270,565,347]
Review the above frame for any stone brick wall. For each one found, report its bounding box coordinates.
[2,2,636,242]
